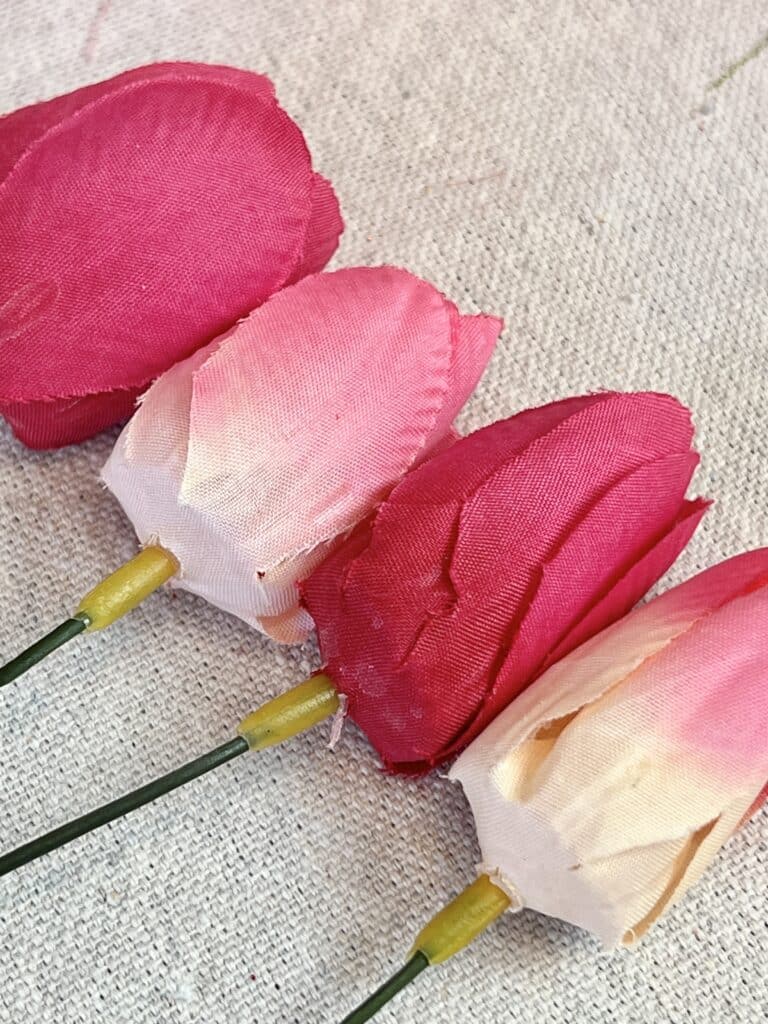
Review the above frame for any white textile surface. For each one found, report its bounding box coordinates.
[0,3,766,1022]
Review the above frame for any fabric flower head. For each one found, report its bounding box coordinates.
[452,548,768,948]
[0,62,342,448]
[302,391,709,772]
[102,265,501,642]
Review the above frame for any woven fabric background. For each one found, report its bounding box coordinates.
[0,3,766,1022]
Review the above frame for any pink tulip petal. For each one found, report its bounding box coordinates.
[465,454,705,735]
[542,497,710,668]
[642,584,768,774]
[419,308,503,454]
[183,267,465,568]
[303,391,706,771]
[0,63,275,181]
[0,63,341,448]
[103,266,500,637]
[286,173,344,282]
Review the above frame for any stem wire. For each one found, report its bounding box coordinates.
[339,953,430,1024]
[0,616,88,688]
[0,736,248,876]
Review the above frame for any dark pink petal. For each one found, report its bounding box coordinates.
[286,174,344,282]
[0,63,341,448]
[302,391,707,772]
[541,497,710,669]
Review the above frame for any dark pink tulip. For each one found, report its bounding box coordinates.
[0,63,342,448]
[302,392,709,772]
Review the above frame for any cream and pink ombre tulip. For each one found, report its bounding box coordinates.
[102,266,501,642]
[453,549,768,948]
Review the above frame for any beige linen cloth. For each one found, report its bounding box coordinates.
[0,3,766,1022]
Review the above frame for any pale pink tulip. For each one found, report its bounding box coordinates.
[102,266,501,641]
[453,549,768,947]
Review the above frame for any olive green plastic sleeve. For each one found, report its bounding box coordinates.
[76,545,179,630]
[410,874,512,965]
[237,674,340,751]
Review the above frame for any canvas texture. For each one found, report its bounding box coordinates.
[0,3,766,1023]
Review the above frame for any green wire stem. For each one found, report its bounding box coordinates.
[339,953,430,1023]
[0,736,249,876]
[0,615,89,688]
[0,546,179,691]
[338,876,510,1022]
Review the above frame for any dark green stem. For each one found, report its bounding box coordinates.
[0,615,88,688]
[340,953,430,1024]
[0,736,249,876]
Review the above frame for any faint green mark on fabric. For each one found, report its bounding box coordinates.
[708,30,768,90]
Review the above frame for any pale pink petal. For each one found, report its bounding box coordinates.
[183,267,460,567]
[102,266,499,638]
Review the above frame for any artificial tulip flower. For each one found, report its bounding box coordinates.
[1,266,500,682]
[303,390,709,771]
[0,62,342,448]
[454,546,768,947]
[101,265,501,641]
[338,549,767,1024]
[0,392,706,881]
